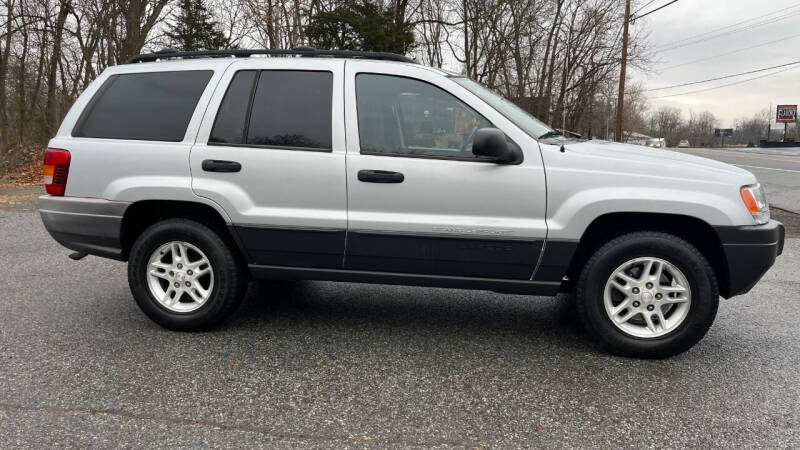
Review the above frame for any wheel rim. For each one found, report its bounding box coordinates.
[603,257,692,339]
[146,241,214,313]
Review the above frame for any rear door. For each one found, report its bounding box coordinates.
[191,58,347,269]
[343,61,548,279]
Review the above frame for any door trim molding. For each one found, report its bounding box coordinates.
[348,228,535,241]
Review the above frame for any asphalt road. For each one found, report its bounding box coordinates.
[1,197,799,447]
[672,147,800,214]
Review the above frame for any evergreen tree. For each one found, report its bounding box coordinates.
[305,0,415,55]
[165,0,229,51]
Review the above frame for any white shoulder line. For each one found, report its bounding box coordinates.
[734,164,800,174]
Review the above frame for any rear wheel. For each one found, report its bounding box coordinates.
[128,219,247,330]
[576,232,718,358]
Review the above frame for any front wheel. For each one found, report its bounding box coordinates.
[128,219,247,330]
[576,232,719,358]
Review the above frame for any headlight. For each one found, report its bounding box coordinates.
[740,183,770,224]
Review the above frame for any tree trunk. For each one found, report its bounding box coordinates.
[462,0,470,77]
[46,0,70,135]
[537,0,563,98]
[0,0,15,153]
[116,0,170,63]
[17,1,28,144]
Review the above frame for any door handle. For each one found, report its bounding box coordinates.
[357,170,404,183]
[202,159,241,173]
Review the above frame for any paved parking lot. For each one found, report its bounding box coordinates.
[1,189,799,448]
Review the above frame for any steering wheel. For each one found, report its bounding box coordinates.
[460,125,480,154]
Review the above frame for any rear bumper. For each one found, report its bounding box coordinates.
[38,195,130,260]
[714,220,785,298]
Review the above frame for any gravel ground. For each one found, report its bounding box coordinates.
[0,203,799,448]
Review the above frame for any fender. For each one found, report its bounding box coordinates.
[546,186,752,240]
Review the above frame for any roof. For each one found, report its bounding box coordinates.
[126,47,417,65]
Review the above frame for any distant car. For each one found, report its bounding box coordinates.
[678,140,690,148]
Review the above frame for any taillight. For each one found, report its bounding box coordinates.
[43,148,70,196]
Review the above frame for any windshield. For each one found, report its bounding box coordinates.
[451,77,553,140]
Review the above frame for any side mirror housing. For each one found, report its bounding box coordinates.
[472,128,523,164]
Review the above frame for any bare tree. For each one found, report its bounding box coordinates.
[647,106,683,147]
[0,0,656,167]
[0,0,16,152]
[44,0,69,134]
[114,0,171,63]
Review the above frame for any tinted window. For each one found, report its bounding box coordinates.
[209,70,256,144]
[74,70,213,142]
[246,71,332,150]
[356,74,492,159]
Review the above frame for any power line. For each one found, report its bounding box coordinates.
[662,4,800,47]
[645,60,800,91]
[632,0,658,17]
[657,10,800,52]
[631,0,678,21]
[657,3,799,48]
[660,32,800,70]
[650,65,800,99]
[655,3,800,50]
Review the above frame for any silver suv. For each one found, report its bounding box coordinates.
[39,48,784,357]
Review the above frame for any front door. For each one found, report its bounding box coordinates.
[191,58,347,269]
[343,61,548,279]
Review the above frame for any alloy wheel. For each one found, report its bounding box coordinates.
[603,257,692,338]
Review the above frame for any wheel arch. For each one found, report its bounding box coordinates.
[119,200,247,267]
[562,212,730,297]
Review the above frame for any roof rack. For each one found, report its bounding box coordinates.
[126,47,417,64]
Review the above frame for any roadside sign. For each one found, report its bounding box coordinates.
[776,105,797,123]
[714,128,733,137]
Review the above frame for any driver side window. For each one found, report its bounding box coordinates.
[355,73,492,159]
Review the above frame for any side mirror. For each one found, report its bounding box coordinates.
[472,128,523,164]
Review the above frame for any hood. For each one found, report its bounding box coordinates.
[560,139,755,183]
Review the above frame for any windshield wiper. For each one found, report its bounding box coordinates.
[538,130,563,140]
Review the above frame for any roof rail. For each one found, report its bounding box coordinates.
[125,47,417,64]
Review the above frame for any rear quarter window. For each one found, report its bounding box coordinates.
[73,70,213,142]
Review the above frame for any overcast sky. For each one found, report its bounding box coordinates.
[630,0,800,127]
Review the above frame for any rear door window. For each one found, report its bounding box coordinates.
[74,70,213,142]
[246,71,332,150]
[209,70,333,151]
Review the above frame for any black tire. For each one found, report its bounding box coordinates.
[575,231,719,358]
[128,219,247,331]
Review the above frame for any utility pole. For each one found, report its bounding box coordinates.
[767,102,772,142]
[615,0,630,142]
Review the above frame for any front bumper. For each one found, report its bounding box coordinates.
[39,195,130,260]
[714,220,785,298]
